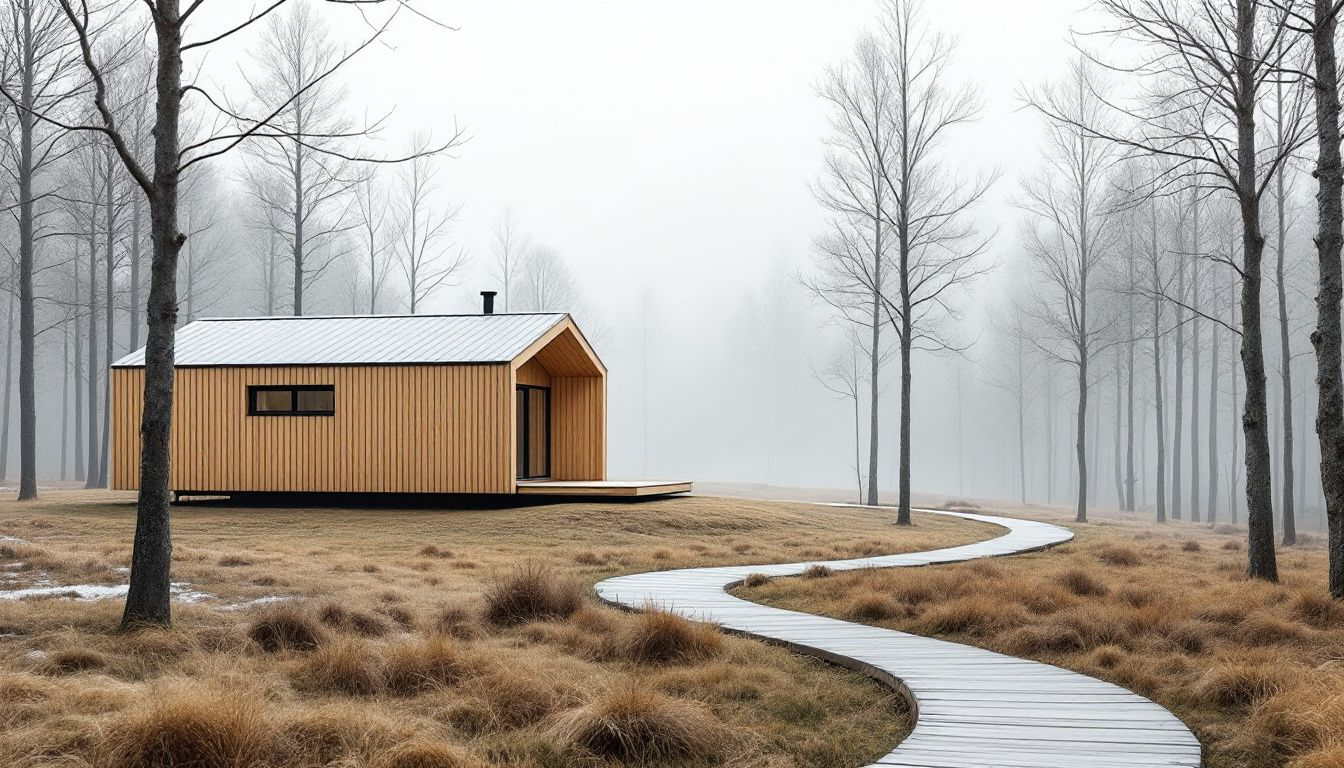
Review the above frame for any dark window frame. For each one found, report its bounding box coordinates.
[247,384,336,417]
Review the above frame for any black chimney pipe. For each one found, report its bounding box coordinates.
[481,290,497,315]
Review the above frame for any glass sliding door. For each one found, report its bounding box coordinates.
[516,385,551,479]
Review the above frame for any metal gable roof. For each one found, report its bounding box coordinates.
[110,313,569,368]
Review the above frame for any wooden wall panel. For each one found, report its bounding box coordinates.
[111,364,513,494]
[550,376,606,481]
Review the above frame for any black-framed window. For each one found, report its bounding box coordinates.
[247,385,335,416]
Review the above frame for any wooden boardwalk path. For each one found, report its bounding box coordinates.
[594,505,1203,767]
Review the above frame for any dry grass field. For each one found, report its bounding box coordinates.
[0,490,996,768]
[741,500,1344,768]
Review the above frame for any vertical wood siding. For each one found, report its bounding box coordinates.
[551,376,606,480]
[112,364,513,493]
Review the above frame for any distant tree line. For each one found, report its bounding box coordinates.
[807,0,1344,599]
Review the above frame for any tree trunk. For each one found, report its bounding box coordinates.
[98,147,115,488]
[1231,257,1241,526]
[1235,0,1277,581]
[16,0,36,499]
[61,315,69,482]
[1208,285,1220,525]
[1114,347,1125,506]
[1045,372,1054,504]
[1276,64,1296,547]
[130,185,142,349]
[1,292,14,481]
[73,247,84,483]
[1126,240,1136,511]
[291,95,305,316]
[1311,0,1344,596]
[867,205,882,506]
[1190,192,1201,522]
[84,194,98,490]
[1173,222,1185,521]
[1018,344,1027,504]
[1154,293,1167,523]
[122,0,186,628]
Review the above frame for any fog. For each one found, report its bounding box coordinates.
[1,0,1330,530]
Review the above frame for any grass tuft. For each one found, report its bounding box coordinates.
[372,741,482,768]
[249,605,326,653]
[483,562,582,626]
[610,607,724,664]
[551,686,728,763]
[99,685,273,768]
[383,636,468,696]
[1057,568,1108,597]
[741,573,769,588]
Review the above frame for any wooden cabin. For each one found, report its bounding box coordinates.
[109,306,686,497]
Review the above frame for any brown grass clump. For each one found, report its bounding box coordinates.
[319,603,392,637]
[371,741,482,768]
[1290,592,1344,630]
[431,604,482,639]
[916,595,1027,637]
[1181,540,1202,552]
[1095,544,1142,566]
[272,706,404,766]
[741,573,770,587]
[1057,568,1108,597]
[418,544,453,559]
[1000,624,1087,655]
[1192,655,1305,707]
[249,605,326,652]
[383,636,469,696]
[35,647,108,676]
[295,639,385,696]
[611,607,725,664]
[845,591,903,621]
[483,562,581,626]
[551,686,729,763]
[802,564,834,579]
[99,685,274,768]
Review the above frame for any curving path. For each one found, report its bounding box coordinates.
[594,504,1202,768]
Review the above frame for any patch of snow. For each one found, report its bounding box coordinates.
[218,595,288,611]
[0,579,214,603]
[24,650,46,661]
[0,535,22,543]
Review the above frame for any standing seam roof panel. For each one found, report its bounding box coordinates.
[110,313,570,367]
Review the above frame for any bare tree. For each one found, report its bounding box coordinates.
[985,286,1037,504]
[806,30,896,507]
[871,0,995,525]
[352,171,392,313]
[240,1,360,316]
[491,209,528,313]
[815,333,867,503]
[1020,58,1122,523]
[394,137,464,313]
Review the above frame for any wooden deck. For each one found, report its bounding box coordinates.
[515,479,693,497]
[595,504,1202,767]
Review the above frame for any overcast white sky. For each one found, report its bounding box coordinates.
[301,0,1090,314]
